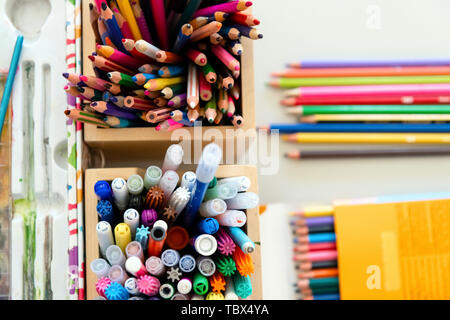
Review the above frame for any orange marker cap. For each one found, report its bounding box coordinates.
[166,226,189,250]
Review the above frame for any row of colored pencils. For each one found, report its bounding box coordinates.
[290,206,339,300]
[64,0,263,131]
[267,59,450,158]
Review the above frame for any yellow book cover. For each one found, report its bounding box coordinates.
[334,198,450,300]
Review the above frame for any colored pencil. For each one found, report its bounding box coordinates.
[280,105,450,116]
[103,115,142,128]
[107,71,140,88]
[174,0,203,33]
[290,206,334,218]
[116,0,143,40]
[161,83,186,99]
[228,24,263,40]
[217,88,228,114]
[63,73,84,86]
[91,101,140,121]
[266,123,450,134]
[144,76,186,91]
[130,0,153,43]
[286,147,450,159]
[124,96,157,111]
[226,94,236,117]
[138,63,160,74]
[155,50,184,64]
[135,39,161,60]
[189,12,229,29]
[173,24,194,53]
[201,62,217,83]
[205,90,217,123]
[89,3,102,44]
[218,25,241,40]
[64,109,111,128]
[187,104,201,123]
[291,216,335,227]
[122,39,147,61]
[293,242,337,253]
[96,44,144,70]
[298,260,338,271]
[272,66,450,78]
[283,132,450,144]
[297,277,339,290]
[210,33,223,45]
[190,21,223,42]
[231,114,245,128]
[199,73,213,101]
[299,114,450,123]
[158,65,186,78]
[281,95,450,106]
[270,75,450,88]
[112,8,134,41]
[77,86,104,101]
[229,40,243,56]
[187,63,200,108]
[288,59,450,69]
[150,0,170,50]
[294,224,335,235]
[143,107,173,123]
[229,12,260,26]
[100,3,127,52]
[186,48,208,66]
[282,84,450,98]
[293,250,338,262]
[97,17,115,48]
[132,73,159,85]
[298,268,339,279]
[168,93,187,108]
[211,44,240,72]
[193,1,253,18]
[303,293,340,300]
[88,54,135,75]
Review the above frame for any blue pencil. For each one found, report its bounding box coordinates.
[0,35,23,136]
[173,24,193,53]
[294,232,336,244]
[266,123,450,134]
[308,293,340,300]
[100,3,127,53]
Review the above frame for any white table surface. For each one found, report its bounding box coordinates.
[3,0,450,300]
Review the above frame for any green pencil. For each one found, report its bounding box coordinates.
[107,71,140,89]
[291,105,450,115]
[270,75,450,88]
[298,277,339,290]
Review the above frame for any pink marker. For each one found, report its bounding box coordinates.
[137,274,161,296]
[215,228,236,256]
[95,277,111,297]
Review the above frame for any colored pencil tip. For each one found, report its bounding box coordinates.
[258,125,270,132]
[79,75,88,82]
[267,80,279,88]
[246,1,253,7]
[254,19,260,25]
[168,102,174,107]
[62,73,69,79]
[88,55,95,61]
[227,112,233,117]
[208,118,214,123]
[89,3,94,10]
[286,150,301,159]
[189,102,197,108]
[258,34,264,39]
[64,110,70,116]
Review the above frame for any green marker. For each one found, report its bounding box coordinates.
[215,256,236,277]
[193,272,209,295]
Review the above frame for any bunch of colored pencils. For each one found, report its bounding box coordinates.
[290,206,340,300]
[63,0,263,131]
[266,59,450,157]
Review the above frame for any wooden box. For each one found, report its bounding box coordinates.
[81,0,256,161]
[84,165,262,300]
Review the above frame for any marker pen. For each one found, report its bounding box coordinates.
[181,171,196,193]
[153,220,168,232]
[97,200,114,224]
[215,255,236,277]
[128,194,144,212]
[225,192,259,210]
[233,274,252,299]
[168,186,191,216]
[162,144,184,172]
[108,265,129,285]
[224,277,239,300]
[196,218,219,234]
[124,277,140,295]
[191,294,205,300]
[204,182,238,201]
[148,225,167,257]
[177,278,193,295]
[206,292,225,300]
[192,234,217,256]
[137,275,161,296]
[123,208,140,237]
[193,272,209,295]
[167,267,182,282]
[144,165,163,189]
[218,176,251,192]
[135,225,150,249]
[141,209,158,228]
[145,256,166,277]
[196,256,216,277]
[145,186,165,210]
[215,210,247,227]
[94,180,113,201]
[105,282,130,300]
[115,223,132,254]
[227,226,255,254]
[90,258,111,279]
[111,177,129,210]
[233,246,254,277]
[159,283,175,299]
[179,254,196,273]
[215,228,236,256]
[166,226,190,250]
[127,174,144,195]
[172,293,190,300]
[106,245,126,267]
[184,143,222,228]
[125,241,145,262]
[160,170,179,204]
[95,277,111,298]
[199,199,227,217]
[96,221,114,257]
[161,249,180,267]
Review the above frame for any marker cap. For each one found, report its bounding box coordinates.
[144,166,163,189]
[111,177,129,210]
[193,272,209,295]
[96,221,114,257]
[196,256,216,277]
[145,256,166,277]
[108,265,129,285]
[106,245,126,267]
[199,199,227,217]
[162,144,184,172]
[181,171,196,192]
[171,293,190,300]
[127,174,144,195]
[125,256,148,278]
[105,282,130,300]
[153,220,168,232]
[177,278,193,295]
[141,209,158,228]
[159,283,175,299]
[94,180,113,200]
[179,254,196,273]
[90,258,111,279]
[225,192,259,210]
[124,277,139,295]
[196,218,219,234]
[161,249,180,267]
[195,143,222,183]
[166,226,189,250]
[193,234,217,256]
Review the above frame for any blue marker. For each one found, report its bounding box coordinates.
[135,225,150,249]
[96,200,114,224]
[233,274,252,299]
[94,180,113,201]
[227,227,255,254]
[179,255,196,273]
[104,282,130,300]
[183,143,222,229]
[196,218,219,235]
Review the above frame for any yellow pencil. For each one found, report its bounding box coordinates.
[290,205,334,217]
[300,114,450,123]
[144,76,186,91]
[282,133,450,144]
[116,0,142,40]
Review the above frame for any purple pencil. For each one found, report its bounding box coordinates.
[214,228,236,256]
[288,59,450,69]
[91,101,140,121]
[193,1,253,18]
[130,0,153,43]
[290,216,335,228]
[168,93,187,108]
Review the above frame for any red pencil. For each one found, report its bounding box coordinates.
[293,242,337,253]
[229,12,260,26]
[88,55,135,75]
